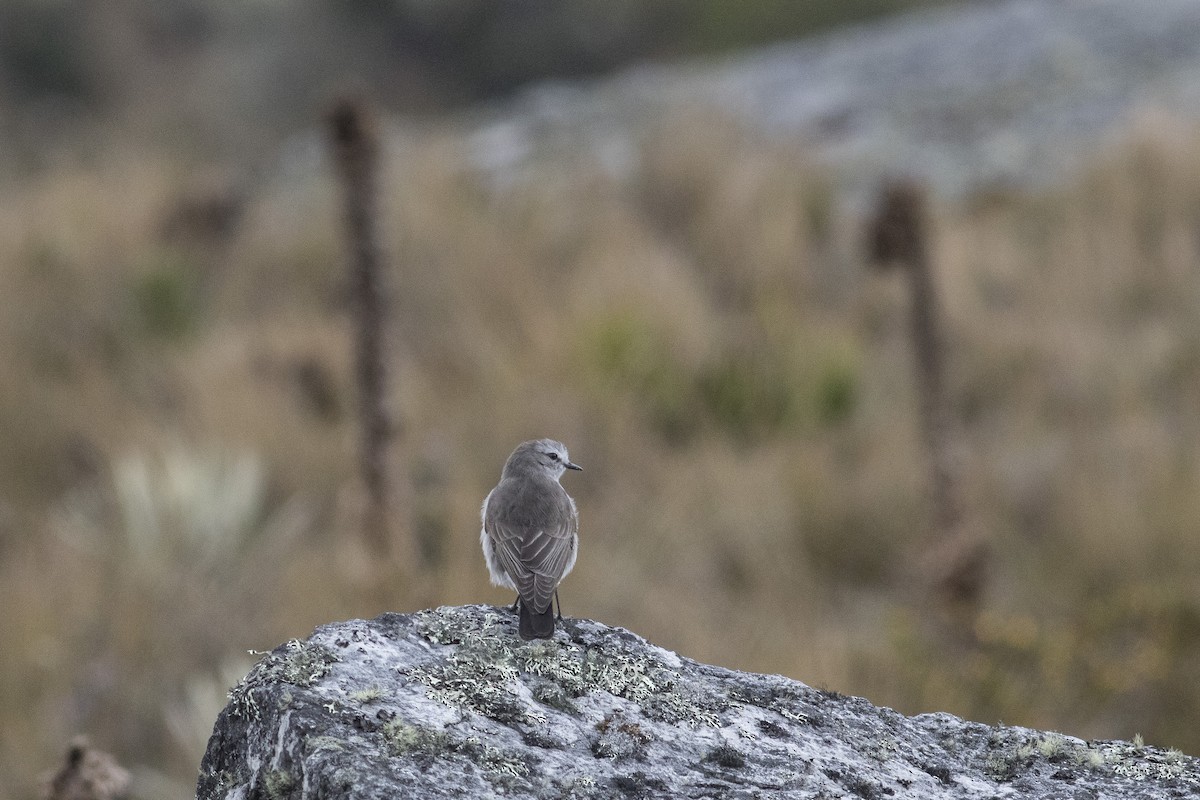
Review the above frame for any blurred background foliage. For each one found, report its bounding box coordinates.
[6,1,1200,798]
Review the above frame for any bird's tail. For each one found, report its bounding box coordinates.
[518,600,555,640]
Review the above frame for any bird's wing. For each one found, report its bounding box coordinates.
[485,480,578,614]
[518,491,578,612]
[485,515,536,599]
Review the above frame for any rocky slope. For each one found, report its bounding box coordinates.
[197,606,1200,799]
[464,0,1200,202]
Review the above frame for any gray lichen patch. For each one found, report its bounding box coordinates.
[405,606,727,728]
[382,720,532,789]
[640,676,725,727]
[982,726,1195,787]
[413,605,499,645]
[592,712,653,761]
[983,728,1105,781]
[403,638,528,723]
[349,685,385,704]
[262,769,297,800]
[382,720,453,758]
[529,676,579,715]
[228,638,341,720]
[703,743,747,769]
[727,680,822,727]
[1101,739,1190,781]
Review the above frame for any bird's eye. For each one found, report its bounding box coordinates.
[548,452,559,461]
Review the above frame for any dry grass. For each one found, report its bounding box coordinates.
[3,110,1200,796]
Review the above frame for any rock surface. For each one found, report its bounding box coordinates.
[197,605,1199,799]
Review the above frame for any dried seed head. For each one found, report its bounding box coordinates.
[327,96,379,177]
[868,179,929,269]
[43,737,131,800]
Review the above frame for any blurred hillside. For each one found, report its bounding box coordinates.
[0,0,951,170]
[462,0,1200,202]
[4,1,1200,798]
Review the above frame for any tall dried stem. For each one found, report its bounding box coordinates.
[868,179,984,606]
[328,97,395,559]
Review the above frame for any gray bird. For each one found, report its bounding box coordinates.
[481,439,581,639]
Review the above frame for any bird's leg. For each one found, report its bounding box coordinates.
[510,595,520,613]
[554,589,563,621]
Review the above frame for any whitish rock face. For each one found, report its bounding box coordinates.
[197,605,1199,799]
[468,2,1200,203]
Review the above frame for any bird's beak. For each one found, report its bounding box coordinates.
[566,461,582,471]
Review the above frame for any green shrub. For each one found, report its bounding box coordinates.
[132,251,202,339]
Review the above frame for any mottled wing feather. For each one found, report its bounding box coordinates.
[487,518,537,597]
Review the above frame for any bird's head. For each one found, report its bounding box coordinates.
[504,438,582,481]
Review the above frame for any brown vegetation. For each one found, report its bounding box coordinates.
[2,111,1200,796]
[41,738,129,800]
[867,179,985,607]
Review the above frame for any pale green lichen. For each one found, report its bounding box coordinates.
[262,769,296,800]
[983,752,1017,782]
[775,706,812,724]
[207,768,247,797]
[561,774,598,798]
[704,743,747,769]
[1102,740,1191,782]
[1035,732,1070,759]
[592,713,653,760]
[413,606,500,645]
[462,735,531,785]
[228,639,340,720]
[304,736,347,757]
[406,644,526,722]
[383,721,453,757]
[349,685,385,704]
[406,607,726,728]
[984,728,1197,785]
[868,735,902,763]
[584,650,658,702]
[382,720,530,789]
[726,683,812,726]
[642,677,724,727]
[1075,747,1107,770]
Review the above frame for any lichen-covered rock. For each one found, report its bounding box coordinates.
[196,605,1200,799]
